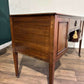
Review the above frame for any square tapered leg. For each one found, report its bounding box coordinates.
[13,51,19,77]
[49,62,55,84]
[79,40,82,57]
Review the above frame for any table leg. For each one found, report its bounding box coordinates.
[13,51,19,77]
[79,40,82,57]
[49,62,55,84]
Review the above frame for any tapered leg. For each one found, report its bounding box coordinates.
[13,51,19,77]
[79,40,82,57]
[49,62,55,84]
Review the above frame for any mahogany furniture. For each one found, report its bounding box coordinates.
[10,13,84,84]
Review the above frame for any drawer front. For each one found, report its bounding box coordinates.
[69,19,80,30]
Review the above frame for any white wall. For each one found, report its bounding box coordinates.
[8,0,84,48]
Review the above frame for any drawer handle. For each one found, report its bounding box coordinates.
[74,20,77,26]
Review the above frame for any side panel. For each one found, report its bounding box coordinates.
[11,15,51,62]
[58,22,68,52]
[57,17,69,56]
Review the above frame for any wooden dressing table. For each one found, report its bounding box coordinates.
[10,13,84,84]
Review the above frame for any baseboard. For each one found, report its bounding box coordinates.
[0,41,12,50]
[68,42,84,48]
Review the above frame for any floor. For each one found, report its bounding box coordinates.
[0,46,84,84]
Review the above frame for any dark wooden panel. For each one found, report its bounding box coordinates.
[57,17,69,54]
[12,15,51,62]
[58,22,67,52]
[13,15,51,22]
[14,45,49,62]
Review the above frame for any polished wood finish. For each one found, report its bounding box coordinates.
[10,13,84,84]
[57,18,69,53]
[49,15,55,84]
[12,15,51,62]
[79,21,84,56]
[1,47,84,84]
[13,51,18,77]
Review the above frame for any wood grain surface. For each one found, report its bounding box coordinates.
[0,46,84,84]
[10,13,84,84]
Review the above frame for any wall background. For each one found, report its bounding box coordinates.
[8,0,84,48]
[0,0,11,45]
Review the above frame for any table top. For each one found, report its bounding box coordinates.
[10,12,84,18]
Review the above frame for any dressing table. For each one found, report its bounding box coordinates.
[10,13,84,84]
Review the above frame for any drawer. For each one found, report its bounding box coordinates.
[69,19,80,29]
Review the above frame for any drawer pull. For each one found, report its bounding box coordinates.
[74,20,77,26]
[73,30,78,39]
